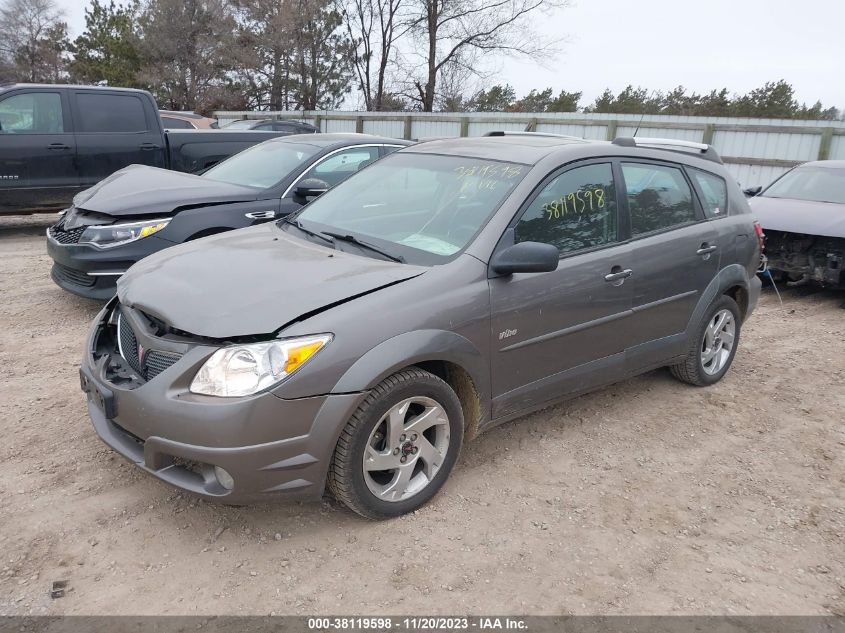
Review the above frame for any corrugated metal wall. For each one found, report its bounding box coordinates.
[214,110,845,187]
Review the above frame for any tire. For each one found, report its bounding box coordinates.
[328,368,464,519]
[670,295,742,387]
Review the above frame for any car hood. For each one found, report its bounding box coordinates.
[750,196,845,238]
[73,164,264,217]
[117,223,427,339]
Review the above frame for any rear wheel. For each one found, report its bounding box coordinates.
[328,368,463,519]
[670,295,741,386]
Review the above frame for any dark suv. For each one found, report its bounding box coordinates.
[80,134,762,519]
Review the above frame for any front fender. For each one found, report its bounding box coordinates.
[332,328,490,412]
[161,200,278,243]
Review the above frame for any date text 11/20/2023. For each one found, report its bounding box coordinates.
[306,616,528,630]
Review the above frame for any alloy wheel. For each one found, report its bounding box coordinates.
[362,396,451,502]
[700,308,736,375]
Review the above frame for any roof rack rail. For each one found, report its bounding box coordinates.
[484,130,583,141]
[612,136,722,164]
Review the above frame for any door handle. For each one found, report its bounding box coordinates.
[139,143,161,151]
[697,243,718,257]
[604,268,633,284]
[47,143,70,150]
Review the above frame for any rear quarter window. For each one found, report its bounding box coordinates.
[690,169,728,219]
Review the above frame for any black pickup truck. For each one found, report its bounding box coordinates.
[0,83,287,214]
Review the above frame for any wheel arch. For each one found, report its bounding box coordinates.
[410,360,483,441]
[332,329,490,440]
[686,264,754,334]
[723,284,749,322]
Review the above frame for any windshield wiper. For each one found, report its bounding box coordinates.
[321,230,405,263]
[280,217,334,245]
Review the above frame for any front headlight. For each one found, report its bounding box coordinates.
[79,218,171,249]
[190,334,332,397]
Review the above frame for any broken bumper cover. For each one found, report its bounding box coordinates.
[762,230,845,288]
[80,306,366,504]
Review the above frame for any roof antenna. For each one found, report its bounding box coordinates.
[633,90,657,137]
[633,110,646,137]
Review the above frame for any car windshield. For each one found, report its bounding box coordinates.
[201,140,319,189]
[292,152,528,264]
[222,119,255,129]
[762,166,845,204]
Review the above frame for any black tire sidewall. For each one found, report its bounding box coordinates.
[694,296,742,386]
[347,375,464,518]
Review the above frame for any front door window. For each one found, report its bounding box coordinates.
[514,163,618,254]
[0,92,64,133]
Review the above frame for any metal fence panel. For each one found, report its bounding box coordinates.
[323,118,357,133]
[616,126,703,142]
[412,120,462,138]
[713,131,821,161]
[829,135,845,160]
[726,164,790,188]
[536,123,608,140]
[467,120,523,136]
[214,110,845,186]
[363,119,404,137]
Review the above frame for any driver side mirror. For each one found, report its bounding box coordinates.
[295,178,329,200]
[490,241,559,276]
[743,185,762,197]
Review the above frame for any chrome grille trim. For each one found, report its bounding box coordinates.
[116,308,183,381]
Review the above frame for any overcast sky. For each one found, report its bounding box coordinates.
[56,0,845,110]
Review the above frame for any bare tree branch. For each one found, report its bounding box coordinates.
[398,0,569,111]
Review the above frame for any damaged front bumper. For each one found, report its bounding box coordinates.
[762,229,845,289]
[80,300,366,504]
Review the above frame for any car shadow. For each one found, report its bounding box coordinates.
[0,213,55,239]
[759,279,845,308]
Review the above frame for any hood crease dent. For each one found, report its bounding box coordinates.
[117,223,426,339]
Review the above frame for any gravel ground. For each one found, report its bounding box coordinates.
[0,214,843,616]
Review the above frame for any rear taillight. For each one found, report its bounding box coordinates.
[753,221,765,253]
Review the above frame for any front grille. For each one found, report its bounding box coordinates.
[118,313,141,374]
[117,309,183,381]
[53,263,95,287]
[49,225,85,244]
[145,350,182,379]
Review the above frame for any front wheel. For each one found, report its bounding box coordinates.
[328,368,464,519]
[670,295,741,386]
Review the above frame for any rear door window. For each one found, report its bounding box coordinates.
[622,162,696,235]
[75,93,148,133]
[0,92,64,133]
[515,162,618,254]
[690,169,728,218]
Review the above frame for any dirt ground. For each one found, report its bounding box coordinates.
[0,213,843,617]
